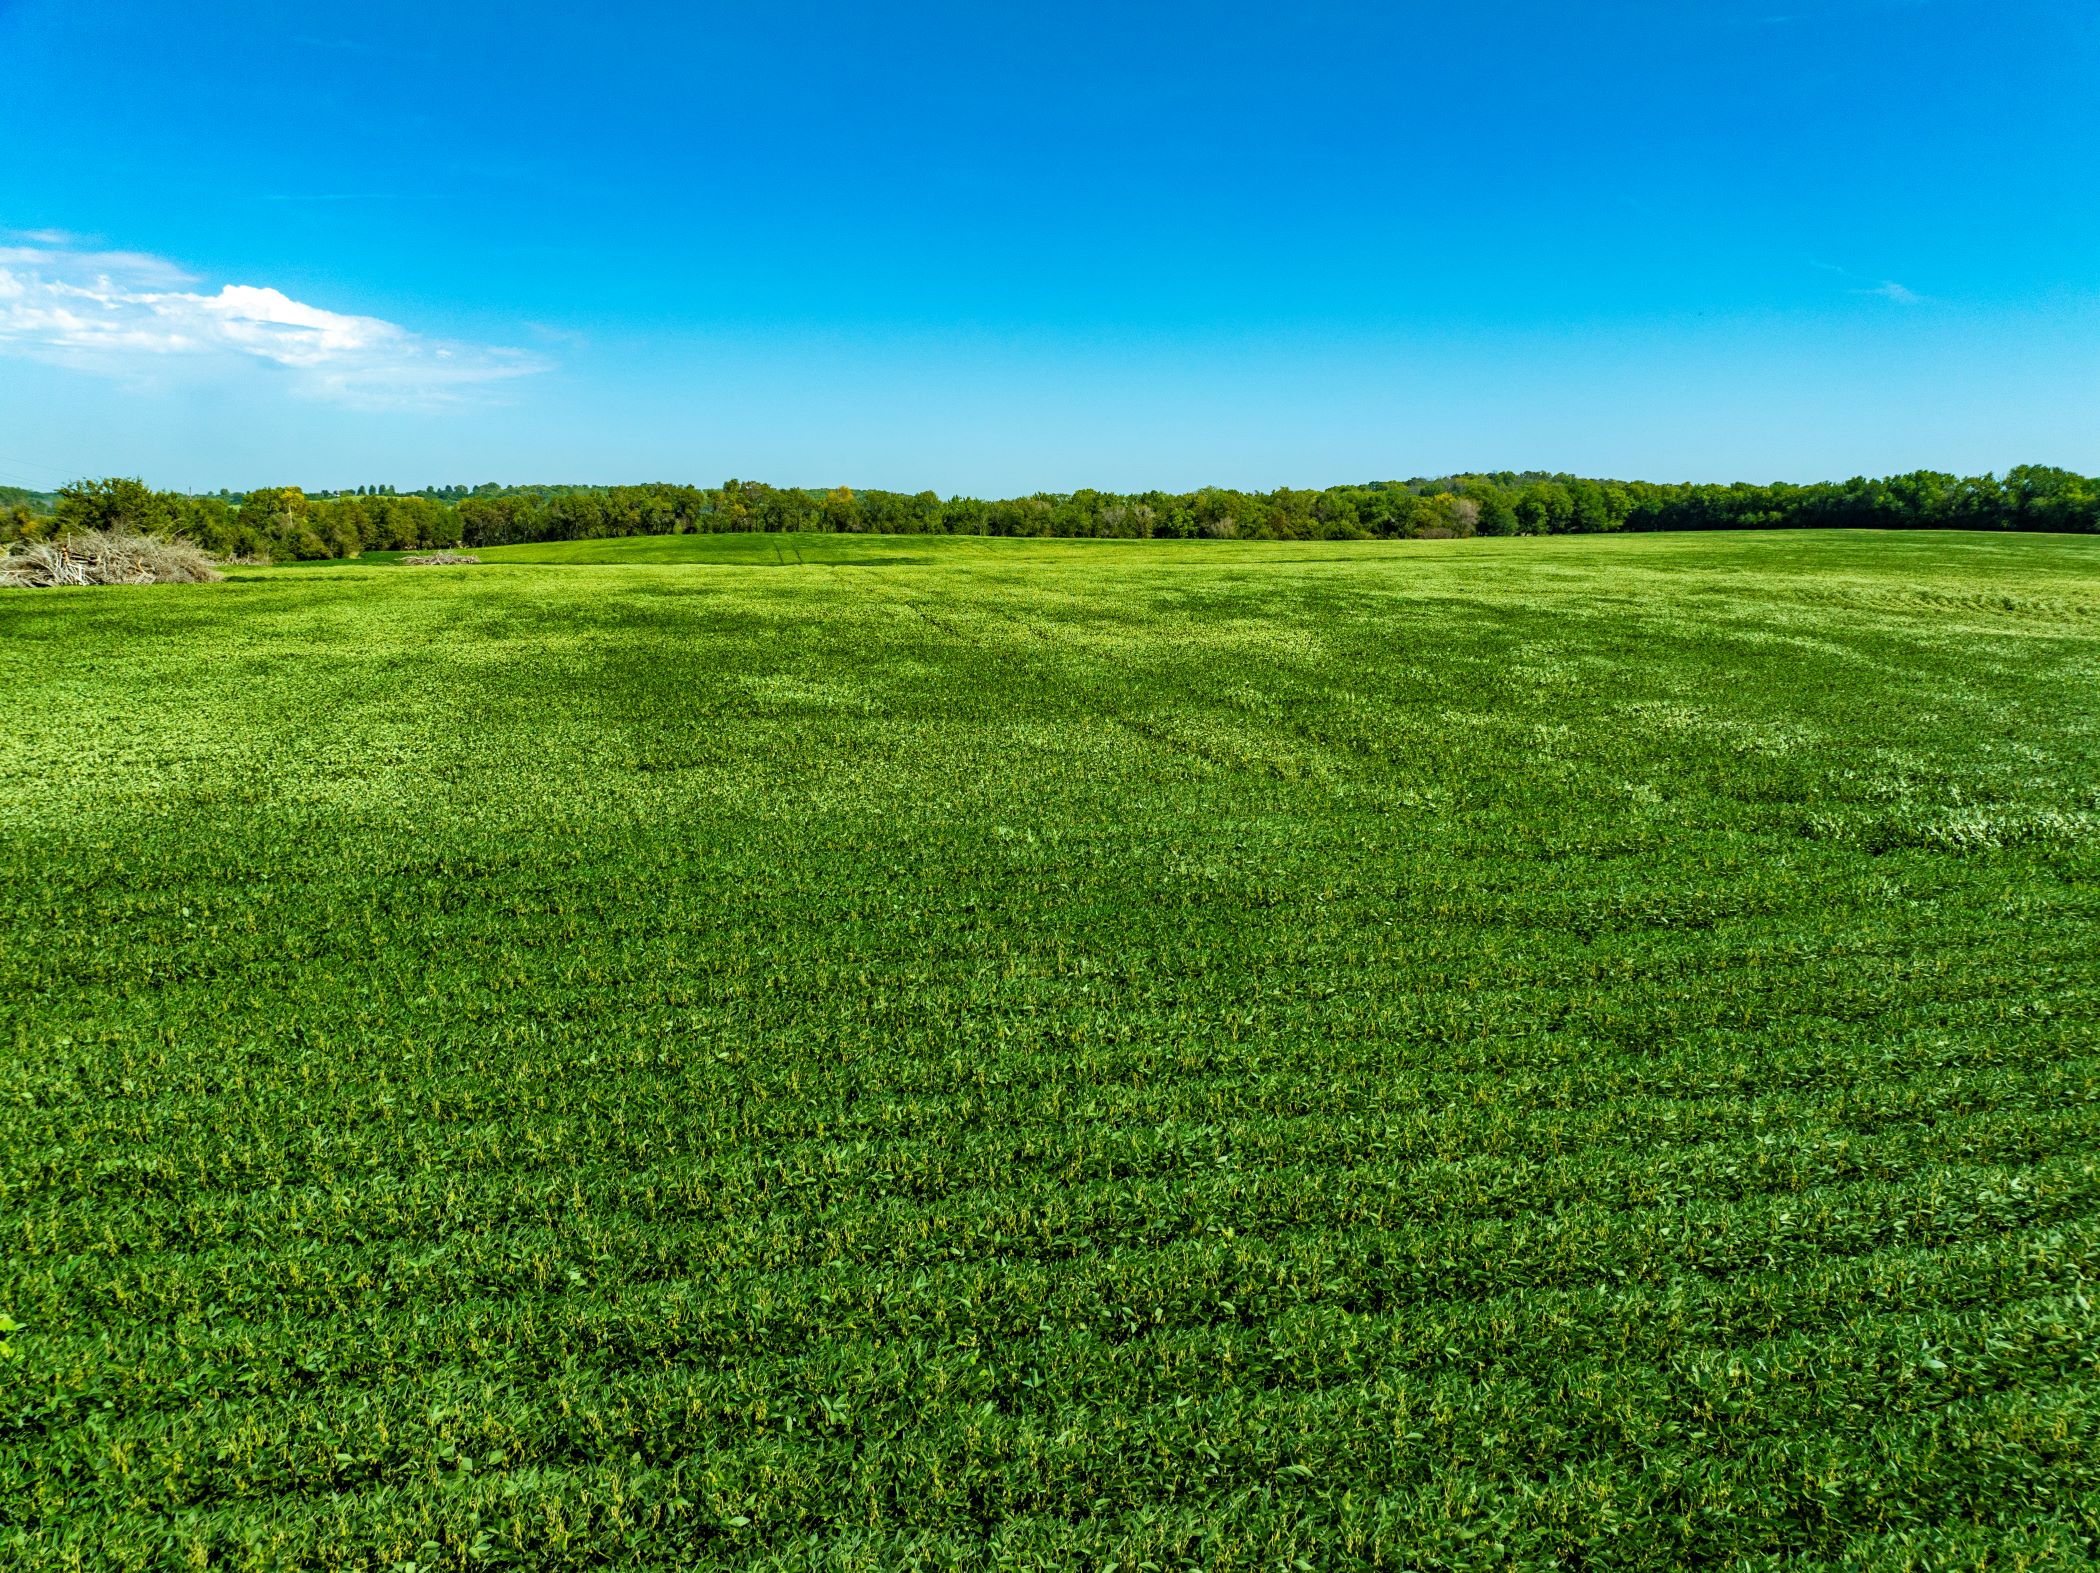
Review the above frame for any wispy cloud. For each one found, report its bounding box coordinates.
[0,243,199,289]
[0,241,546,409]
[1808,257,1929,306]
[523,320,591,349]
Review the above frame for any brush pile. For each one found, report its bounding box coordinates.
[0,530,223,587]
[401,551,481,566]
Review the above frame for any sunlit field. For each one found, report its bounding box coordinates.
[3,531,2097,1569]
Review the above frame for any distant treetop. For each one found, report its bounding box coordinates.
[7,468,2095,562]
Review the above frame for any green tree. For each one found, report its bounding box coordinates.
[1460,480,1518,536]
[818,485,862,533]
[2004,465,2098,532]
[1515,481,1574,535]
[55,477,181,538]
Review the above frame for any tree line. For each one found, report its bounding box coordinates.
[7,466,2096,561]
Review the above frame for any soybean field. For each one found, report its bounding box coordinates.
[3,530,2098,1570]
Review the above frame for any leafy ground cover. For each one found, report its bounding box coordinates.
[2,530,2097,1569]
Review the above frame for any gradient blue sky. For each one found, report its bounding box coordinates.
[1,0,2095,494]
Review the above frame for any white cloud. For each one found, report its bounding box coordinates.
[0,242,545,408]
[1808,258,1931,306]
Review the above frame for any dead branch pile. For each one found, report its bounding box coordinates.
[400,551,481,566]
[0,531,223,588]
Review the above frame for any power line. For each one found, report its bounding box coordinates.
[0,453,67,490]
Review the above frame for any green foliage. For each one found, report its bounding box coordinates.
[3,531,2098,1568]
[35,464,2100,568]
[53,476,182,538]
[0,486,54,509]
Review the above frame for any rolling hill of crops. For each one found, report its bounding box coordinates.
[3,531,2097,1569]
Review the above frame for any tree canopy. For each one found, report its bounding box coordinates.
[6,467,2095,562]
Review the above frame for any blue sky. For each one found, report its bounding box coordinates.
[1,0,2095,494]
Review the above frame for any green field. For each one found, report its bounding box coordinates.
[3,530,2097,1570]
